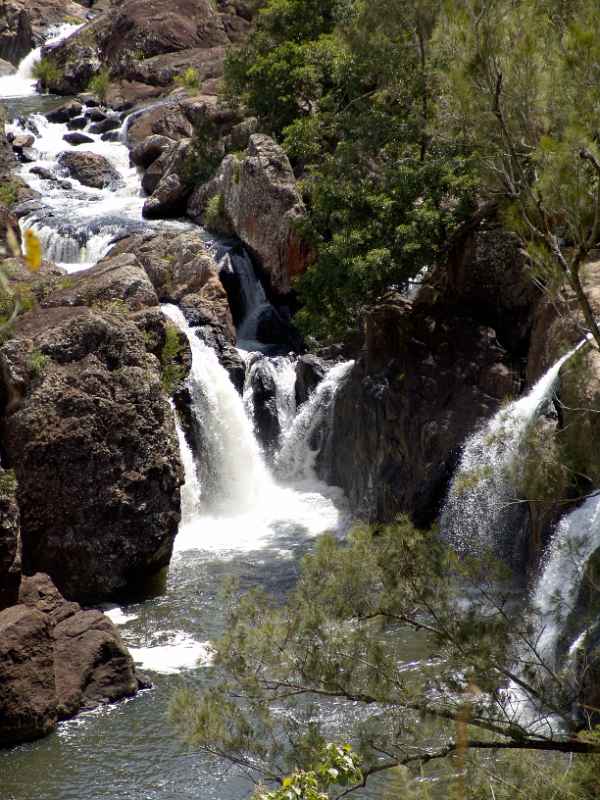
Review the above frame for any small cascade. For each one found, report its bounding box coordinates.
[171,405,202,525]
[162,304,273,515]
[532,492,600,666]
[0,24,81,99]
[243,354,297,451]
[441,344,583,559]
[276,360,354,481]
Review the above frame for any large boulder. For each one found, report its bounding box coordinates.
[0,573,144,748]
[0,603,56,747]
[58,150,121,189]
[0,261,183,602]
[126,103,194,148]
[142,140,193,219]
[187,134,312,296]
[108,230,235,342]
[320,294,520,525]
[295,354,327,407]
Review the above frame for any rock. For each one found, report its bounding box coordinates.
[29,165,54,180]
[247,356,281,454]
[0,469,21,611]
[10,133,34,150]
[39,23,102,94]
[320,294,520,525]
[108,230,235,342]
[0,1,33,66]
[101,131,120,142]
[18,147,37,164]
[195,324,245,392]
[126,46,226,91]
[58,150,121,189]
[67,115,88,130]
[140,139,193,218]
[188,134,311,296]
[130,134,173,169]
[88,117,120,135]
[126,103,193,147]
[255,306,303,353]
[19,574,139,719]
[103,80,163,111]
[85,107,107,122]
[41,252,159,312]
[141,142,176,195]
[295,355,327,407]
[0,292,183,601]
[46,101,83,124]
[0,572,142,747]
[0,58,15,76]
[63,132,94,146]
[0,604,56,747]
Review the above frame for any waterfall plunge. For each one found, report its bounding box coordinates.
[442,345,582,559]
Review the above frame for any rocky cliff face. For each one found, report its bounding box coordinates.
[320,221,535,526]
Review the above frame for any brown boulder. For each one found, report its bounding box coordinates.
[0,0,33,66]
[0,604,56,747]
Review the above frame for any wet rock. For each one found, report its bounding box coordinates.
[29,165,55,180]
[321,294,520,525]
[0,58,15,76]
[0,294,183,601]
[63,132,94,146]
[46,101,83,124]
[188,134,311,296]
[67,115,88,130]
[256,306,303,353]
[0,469,21,611]
[88,117,120,135]
[0,604,56,747]
[248,357,280,454]
[130,134,173,169]
[86,107,107,122]
[18,147,38,164]
[58,150,121,189]
[295,355,327,407]
[101,131,120,142]
[10,133,34,151]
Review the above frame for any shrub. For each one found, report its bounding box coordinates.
[161,323,186,395]
[0,181,18,206]
[175,67,200,93]
[0,469,17,500]
[27,348,50,378]
[204,194,227,232]
[32,58,63,90]
[87,68,111,102]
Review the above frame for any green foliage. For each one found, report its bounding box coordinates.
[87,68,111,102]
[175,67,201,93]
[0,181,18,207]
[181,114,224,186]
[160,322,186,395]
[27,348,49,378]
[0,469,17,500]
[224,0,476,340]
[204,193,227,232]
[32,57,63,89]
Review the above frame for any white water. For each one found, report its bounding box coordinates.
[532,491,600,665]
[442,344,582,557]
[243,353,297,442]
[0,24,81,99]
[276,360,354,481]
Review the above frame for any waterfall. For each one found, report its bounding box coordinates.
[441,344,583,559]
[243,354,297,443]
[276,360,354,481]
[162,304,273,516]
[532,492,600,666]
[0,24,81,99]
[171,405,202,525]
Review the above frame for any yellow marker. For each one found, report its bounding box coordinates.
[24,229,42,272]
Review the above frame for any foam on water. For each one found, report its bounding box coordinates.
[129,634,215,675]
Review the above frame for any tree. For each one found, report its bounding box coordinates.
[170,518,600,798]
[436,0,600,351]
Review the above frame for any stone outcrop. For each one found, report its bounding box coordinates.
[295,354,327,407]
[0,0,33,66]
[58,150,121,189]
[142,139,192,219]
[188,134,311,296]
[320,293,520,525]
[0,573,144,748]
[0,257,183,602]
[108,230,235,343]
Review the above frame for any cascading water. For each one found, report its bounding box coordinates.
[0,24,81,99]
[243,353,297,444]
[276,360,355,481]
[441,344,582,559]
